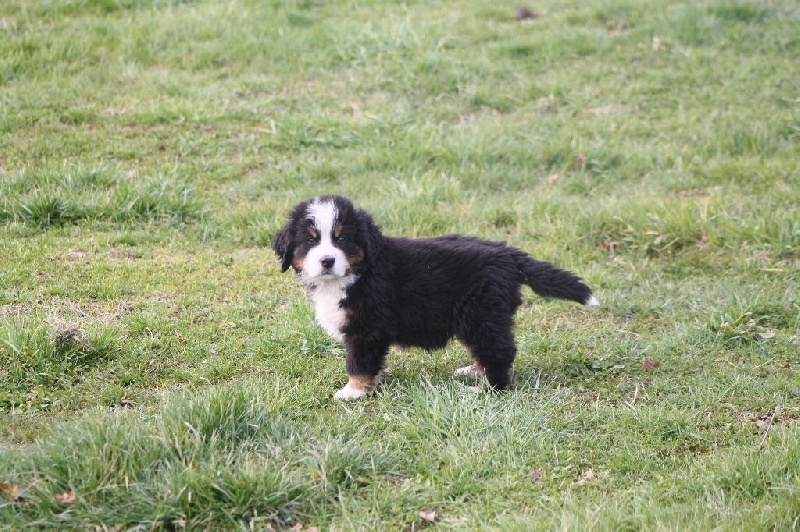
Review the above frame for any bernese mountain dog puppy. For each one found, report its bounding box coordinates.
[273,195,598,400]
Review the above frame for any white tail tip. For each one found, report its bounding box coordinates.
[586,295,600,306]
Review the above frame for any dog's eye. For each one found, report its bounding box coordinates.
[336,235,347,243]
[307,236,317,243]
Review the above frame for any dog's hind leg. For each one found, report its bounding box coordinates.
[454,279,521,390]
[455,314,517,391]
[459,331,516,390]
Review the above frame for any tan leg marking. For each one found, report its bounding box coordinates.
[333,374,380,400]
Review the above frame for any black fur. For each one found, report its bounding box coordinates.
[274,196,595,393]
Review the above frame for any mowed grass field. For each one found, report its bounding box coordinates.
[1,0,799,528]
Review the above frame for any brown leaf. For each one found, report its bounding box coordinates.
[575,468,595,486]
[515,8,540,21]
[527,469,544,481]
[642,357,661,370]
[751,411,776,430]
[1,481,20,501]
[419,510,436,523]
[55,491,76,505]
[576,153,587,169]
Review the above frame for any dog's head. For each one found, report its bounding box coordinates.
[273,196,384,281]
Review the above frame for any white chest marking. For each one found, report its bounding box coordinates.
[308,277,355,342]
[300,197,358,341]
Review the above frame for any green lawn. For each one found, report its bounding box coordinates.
[1,0,798,528]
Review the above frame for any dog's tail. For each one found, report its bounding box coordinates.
[514,252,599,306]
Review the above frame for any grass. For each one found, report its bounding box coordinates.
[0,164,202,226]
[1,0,798,528]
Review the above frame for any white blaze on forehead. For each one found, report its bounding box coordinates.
[301,198,349,280]
[306,199,338,241]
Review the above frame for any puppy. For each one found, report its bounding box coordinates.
[273,196,598,400]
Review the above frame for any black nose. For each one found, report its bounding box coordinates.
[321,256,335,269]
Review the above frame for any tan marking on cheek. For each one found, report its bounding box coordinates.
[334,224,344,238]
[346,248,365,271]
[307,227,318,239]
[291,256,305,272]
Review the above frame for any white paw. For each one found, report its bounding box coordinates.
[454,363,485,378]
[333,384,369,401]
[586,295,600,306]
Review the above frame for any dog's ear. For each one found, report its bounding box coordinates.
[357,209,385,268]
[272,222,295,273]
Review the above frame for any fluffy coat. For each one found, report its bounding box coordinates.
[274,195,597,399]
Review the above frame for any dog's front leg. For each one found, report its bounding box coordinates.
[334,334,390,400]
